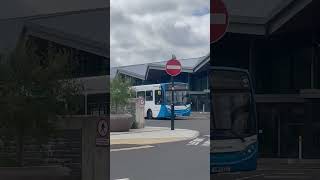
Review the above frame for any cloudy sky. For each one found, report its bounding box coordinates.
[110,0,210,67]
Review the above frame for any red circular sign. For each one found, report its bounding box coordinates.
[211,0,229,43]
[165,58,182,76]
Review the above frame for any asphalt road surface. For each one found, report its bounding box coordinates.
[211,167,320,180]
[110,113,210,180]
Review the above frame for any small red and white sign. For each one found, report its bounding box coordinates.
[165,57,182,76]
[211,0,229,43]
[139,97,145,106]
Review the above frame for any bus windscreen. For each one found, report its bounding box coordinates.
[210,70,256,137]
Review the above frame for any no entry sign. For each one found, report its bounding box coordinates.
[211,0,229,43]
[166,57,182,76]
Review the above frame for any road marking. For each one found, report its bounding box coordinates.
[111,145,154,152]
[236,174,264,180]
[114,178,130,180]
[187,138,204,145]
[274,173,305,175]
[201,140,210,147]
[264,175,311,179]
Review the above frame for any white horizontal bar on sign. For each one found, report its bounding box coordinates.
[211,13,226,25]
[166,65,181,70]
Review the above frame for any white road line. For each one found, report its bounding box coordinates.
[187,138,204,145]
[236,174,264,180]
[274,173,305,175]
[264,175,311,179]
[201,140,210,147]
[114,178,130,180]
[111,145,154,152]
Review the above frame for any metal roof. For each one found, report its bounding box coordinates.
[224,0,312,35]
[28,8,109,46]
[225,0,293,20]
[0,8,109,57]
[111,55,210,80]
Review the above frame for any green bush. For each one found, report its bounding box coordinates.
[110,76,134,114]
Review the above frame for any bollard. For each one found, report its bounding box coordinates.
[299,136,302,160]
[203,104,205,113]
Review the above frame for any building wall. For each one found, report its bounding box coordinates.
[28,35,109,78]
[117,66,210,112]
[27,35,109,116]
[211,32,320,158]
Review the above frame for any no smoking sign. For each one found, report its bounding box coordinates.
[98,119,108,137]
[96,119,109,147]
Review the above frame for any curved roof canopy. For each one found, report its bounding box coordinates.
[111,54,210,80]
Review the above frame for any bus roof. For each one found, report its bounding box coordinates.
[131,82,188,91]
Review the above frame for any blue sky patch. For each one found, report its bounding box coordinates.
[192,7,209,16]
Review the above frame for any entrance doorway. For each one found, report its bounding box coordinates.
[257,103,304,158]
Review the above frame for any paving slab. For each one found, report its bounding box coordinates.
[110,126,199,145]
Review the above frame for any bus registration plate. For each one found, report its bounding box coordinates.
[212,167,231,173]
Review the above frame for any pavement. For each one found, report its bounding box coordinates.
[111,113,210,180]
[110,126,199,145]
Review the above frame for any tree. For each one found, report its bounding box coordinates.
[110,76,134,114]
[0,39,83,166]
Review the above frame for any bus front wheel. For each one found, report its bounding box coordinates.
[147,110,153,119]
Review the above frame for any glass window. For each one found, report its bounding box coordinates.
[155,90,163,105]
[137,91,145,99]
[165,90,189,105]
[146,91,153,101]
[210,69,256,138]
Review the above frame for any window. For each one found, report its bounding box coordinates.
[137,91,145,99]
[155,90,163,105]
[146,91,153,101]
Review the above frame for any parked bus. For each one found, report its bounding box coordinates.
[210,67,258,174]
[131,82,192,119]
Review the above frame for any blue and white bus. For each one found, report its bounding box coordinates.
[132,82,192,119]
[210,67,258,174]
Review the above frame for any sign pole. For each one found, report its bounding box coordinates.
[171,75,175,130]
[165,54,181,131]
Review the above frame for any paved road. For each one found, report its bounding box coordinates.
[110,113,210,180]
[211,167,320,180]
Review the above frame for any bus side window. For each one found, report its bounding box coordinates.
[146,90,153,101]
[137,91,145,99]
[155,90,162,105]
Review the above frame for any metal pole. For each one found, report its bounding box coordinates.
[85,93,88,115]
[299,136,302,160]
[278,116,281,157]
[171,76,175,130]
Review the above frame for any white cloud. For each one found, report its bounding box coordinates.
[110,0,209,67]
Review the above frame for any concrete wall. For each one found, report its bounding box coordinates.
[58,116,110,180]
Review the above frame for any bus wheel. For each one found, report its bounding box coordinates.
[147,110,153,119]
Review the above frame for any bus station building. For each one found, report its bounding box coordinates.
[111,54,210,112]
[212,0,320,158]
